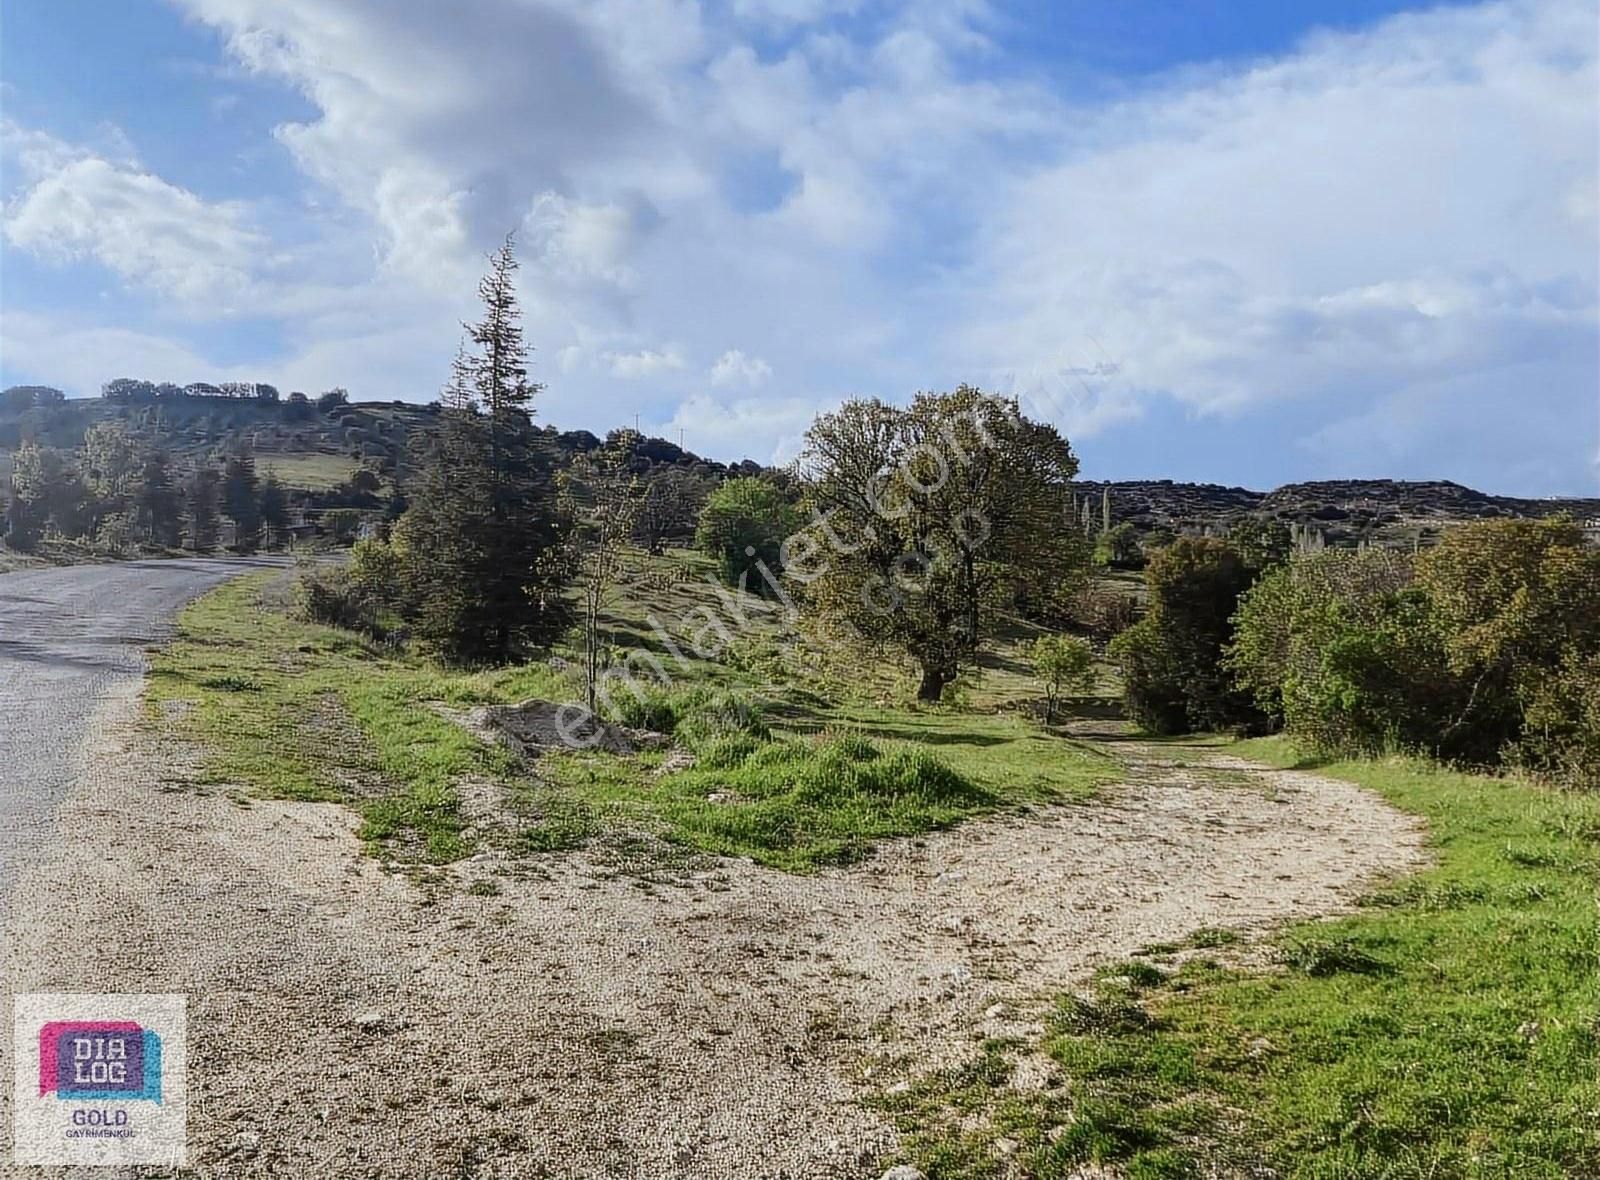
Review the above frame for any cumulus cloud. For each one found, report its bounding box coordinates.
[606,348,686,378]
[710,349,772,387]
[2,125,263,307]
[955,0,1598,471]
[1,0,1593,491]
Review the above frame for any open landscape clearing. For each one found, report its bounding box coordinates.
[3,5,1596,1171]
[2,560,1592,1177]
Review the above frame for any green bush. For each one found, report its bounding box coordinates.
[294,567,379,635]
[694,476,800,593]
[1110,538,1264,735]
[1028,632,1096,720]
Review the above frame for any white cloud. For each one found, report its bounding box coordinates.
[1,0,1593,491]
[710,349,772,387]
[956,0,1598,456]
[606,347,686,378]
[2,126,263,307]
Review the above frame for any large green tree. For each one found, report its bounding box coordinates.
[399,236,573,664]
[800,387,1086,700]
[222,447,262,552]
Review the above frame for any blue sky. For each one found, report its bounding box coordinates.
[2,0,1595,494]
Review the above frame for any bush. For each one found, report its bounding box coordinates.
[606,684,769,749]
[1028,633,1096,720]
[694,477,800,593]
[1110,538,1264,735]
[294,568,379,635]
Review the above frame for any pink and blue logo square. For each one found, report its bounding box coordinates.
[39,1021,164,1103]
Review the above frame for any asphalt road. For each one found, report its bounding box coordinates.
[0,558,275,913]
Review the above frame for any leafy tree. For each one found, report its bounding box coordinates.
[695,476,799,592]
[1029,633,1095,721]
[1227,548,1461,756]
[635,467,708,555]
[222,449,262,552]
[317,388,349,412]
[1092,521,1142,568]
[2,385,64,414]
[1417,517,1600,775]
[1227,517,1293,570]
[10,442,88,542]
[801,387,1087,700]
[1110,537,1263,734]
[564,439,643,711]
[185,466,222,551]
[398,237,573,663]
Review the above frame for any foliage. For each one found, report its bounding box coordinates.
[396,237,574,664]
[1417,517,1600,780]
[1111,537,1263,735]
[800,387,1088,700]
[634,467,709,554]
[221,448,262,552]
[1028,633,1095,721]
[184,466,222,551]
[1228,521,1600,780]
[694,475,799,593]
[1092,522,1142,568]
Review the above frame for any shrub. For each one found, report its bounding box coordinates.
[1066,584,1140,638]
[1110,538,1264,735]
[294,568,377,634]
[694,477,800,593]
[1029,633,1096,720]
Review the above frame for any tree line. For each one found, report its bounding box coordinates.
[1110,520,1600,785]
[3,422,292,556]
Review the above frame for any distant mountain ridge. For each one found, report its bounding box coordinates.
[1073,478,1600,547]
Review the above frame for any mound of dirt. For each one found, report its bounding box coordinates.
[467,698,668,756]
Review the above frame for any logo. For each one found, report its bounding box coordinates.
[12,994,186,1166]
[39,1021,164,1103]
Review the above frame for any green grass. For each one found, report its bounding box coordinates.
[147,574,514,862]
[879,736,1599,1178]
[148,564,1117,872]
[258,452,361,491]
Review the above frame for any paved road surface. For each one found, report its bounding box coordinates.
[0,558,273,913]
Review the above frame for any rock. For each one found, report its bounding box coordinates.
[880,1167,927,1180]
[222,1130,261,1160]
[353,1011,406,1034]
[995,1136,1020,1156]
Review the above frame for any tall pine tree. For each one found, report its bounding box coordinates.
[401,236,572,663]
[222,447,262,553]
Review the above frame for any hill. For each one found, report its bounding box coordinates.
[1075,477,1600,548]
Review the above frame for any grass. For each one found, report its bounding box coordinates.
[878,736,1600,1178]
[147,560,1117,872]
[258,452,362,491]
[147,574,514,862]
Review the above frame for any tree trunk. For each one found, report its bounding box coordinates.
[916,666,948,702]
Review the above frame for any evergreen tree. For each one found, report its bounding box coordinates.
[136,449,183,547]
[186,467,222,552]
[400,236,573,664]
[222,448,262,552]
[259,471,289,548]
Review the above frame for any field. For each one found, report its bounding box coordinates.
[876,739,1599,1178]
[143,554,1599,1177]
[148,554,1118,870]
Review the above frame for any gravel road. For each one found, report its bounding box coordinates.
[0,558,276,911]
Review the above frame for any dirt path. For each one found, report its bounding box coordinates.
[0,698,1427,1179]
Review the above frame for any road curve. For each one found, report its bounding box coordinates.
[0,557,278,913]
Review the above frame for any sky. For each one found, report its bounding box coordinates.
[1,0,1595,495]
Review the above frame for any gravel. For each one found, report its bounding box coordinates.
[0,663,1427,1178]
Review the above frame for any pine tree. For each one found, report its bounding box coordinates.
[259,471,289,548]
[135,448,182,547]
[186,467,221,552]
[222,449,262,553]
[401,236,573,664]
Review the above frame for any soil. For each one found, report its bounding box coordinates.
[0,691,1428,1180]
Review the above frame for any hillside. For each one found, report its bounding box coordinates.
[5,393,1596,539]
[0,393,765,497]
[1076,477,1600,547]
